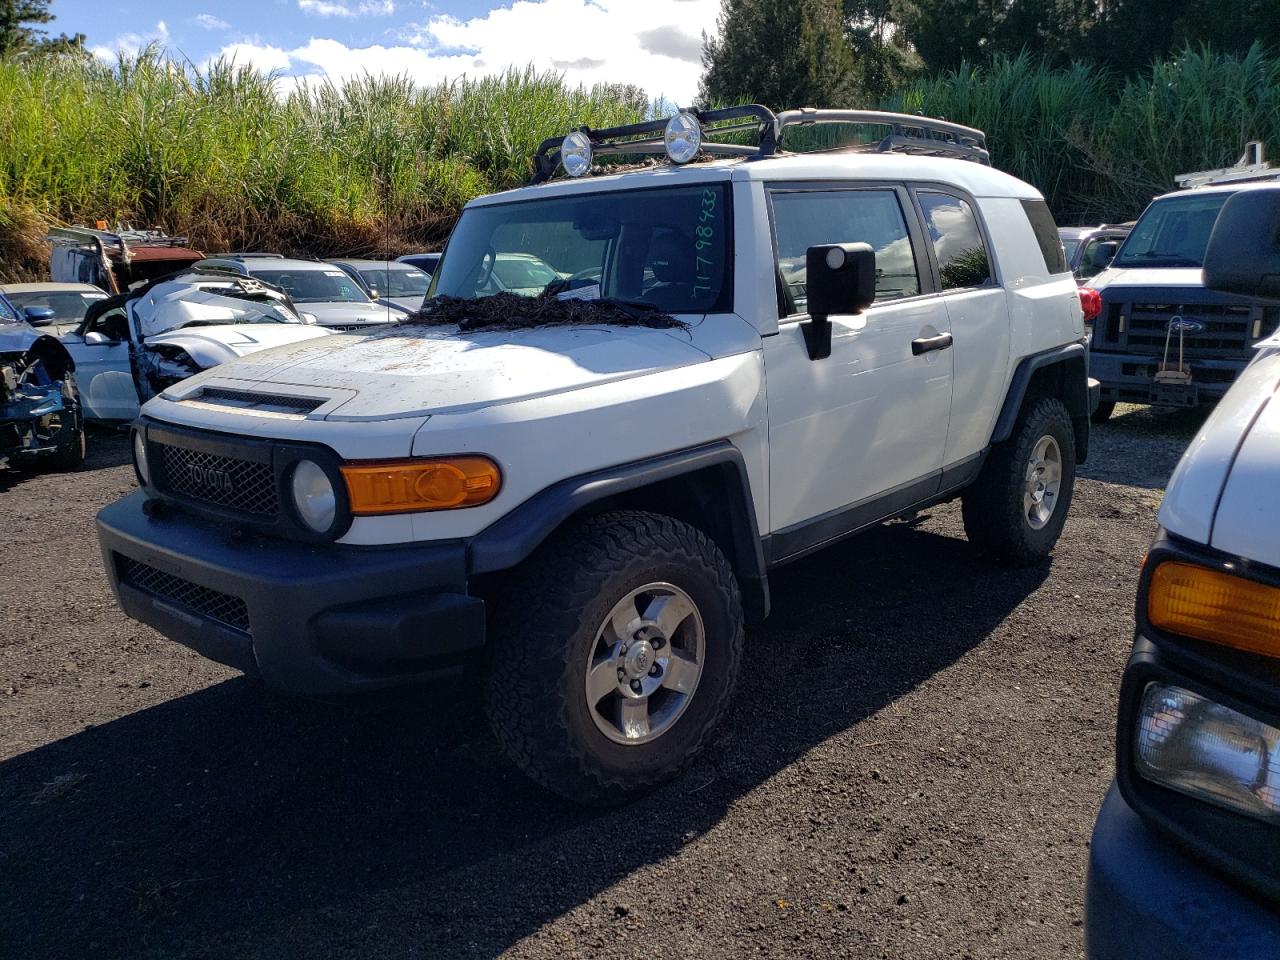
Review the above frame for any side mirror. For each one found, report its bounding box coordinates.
[1204,188,1280,300]
[83,331,114,345]
[367,288,379,300]
[1090,242,1119,270]
[802,243,876,360]
[23,306,57,326]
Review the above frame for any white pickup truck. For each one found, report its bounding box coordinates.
[96,106,1095,803]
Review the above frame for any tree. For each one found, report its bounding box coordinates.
[843,0,920,101]
[1089,0,1280,75]
[0,0,83,57]
[699,0,864,110]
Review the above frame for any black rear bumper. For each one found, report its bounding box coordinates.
[97,492,485,695]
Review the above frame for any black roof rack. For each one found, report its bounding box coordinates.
[530,104,989,183]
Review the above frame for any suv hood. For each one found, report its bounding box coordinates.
[301,301,405,327]
[1090,266,1204,291]
[163,322,711,421]
[1160,349,1280,567]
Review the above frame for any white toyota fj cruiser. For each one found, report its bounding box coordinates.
[97,107,1095,803]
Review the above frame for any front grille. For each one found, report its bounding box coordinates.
[1101,300,1263,359]
[119,557,251,634]
[155,442,278,517]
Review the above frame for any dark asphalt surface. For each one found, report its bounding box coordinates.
[0,405,1208,959]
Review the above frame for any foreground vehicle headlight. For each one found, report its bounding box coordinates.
[1135,683,1280,822]
[132,431,150,486]
[291,459,336,532]
[664,112,702,164]
[561,131,593,177]
[341,456,501,514]
[1148,561,1280,659]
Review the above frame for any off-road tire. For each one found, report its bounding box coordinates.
[962,396,1076,566]
[484,510,744,806]
[1090,400,1115,425]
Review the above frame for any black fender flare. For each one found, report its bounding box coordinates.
[992,342,1091,462]
[467,441,770,620]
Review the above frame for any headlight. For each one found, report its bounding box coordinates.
[1135,682,1280,822]
[291,459,336,532]
[132,431,150,486]
[561,131,592,177]
[340,456,501,514]
[664,112,702,164]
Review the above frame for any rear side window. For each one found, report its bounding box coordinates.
[769,188,922,316]
[918,192,994,290]
[1020,199,1068,275]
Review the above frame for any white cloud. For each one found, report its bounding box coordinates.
[214,41,293,73]
[298,0,395,17]
[215,0,720,103]
[193,13,230,30]
[91,20,170,61]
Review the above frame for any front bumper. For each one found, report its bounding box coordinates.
[1090,351,1244,406]
[1085,784,1280,959]
[97,492,486,695]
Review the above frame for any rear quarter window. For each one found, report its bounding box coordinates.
[1021,200,1068,275]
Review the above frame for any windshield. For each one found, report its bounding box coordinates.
[253,268,370,303]
[8,289,108,321]
[1115,193,1231,268]
[358,266,431,298]
[431,183,733,314]
[1061,237,1081,262]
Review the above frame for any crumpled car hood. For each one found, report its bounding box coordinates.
[145,324,330,369]
[164,322,711,421]
[131,281,307,337]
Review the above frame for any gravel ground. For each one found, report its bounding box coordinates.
[0,404,1209,960]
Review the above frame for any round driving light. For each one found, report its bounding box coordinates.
[664,113,702,164]
[132,431,150,486]
[561,131,593,177]
[291,459,336,533]
[825,248,847,271]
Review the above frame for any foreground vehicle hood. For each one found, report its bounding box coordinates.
[1160,349,1280,566]
[164,322,711,421]
[145,324,331,368]
[1091,267,1204,292]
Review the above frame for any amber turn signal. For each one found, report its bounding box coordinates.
[1148,561,1280,659]
[341,456,501,515]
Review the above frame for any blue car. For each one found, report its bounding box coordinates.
[0,291,85,469]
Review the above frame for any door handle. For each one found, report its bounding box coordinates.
[911,332,954,356]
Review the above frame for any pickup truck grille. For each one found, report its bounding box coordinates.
[154,441,279,518]
[1097,299,1279,360]
[119,557,251,634]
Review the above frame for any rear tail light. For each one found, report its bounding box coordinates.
[1079,287,1102,324]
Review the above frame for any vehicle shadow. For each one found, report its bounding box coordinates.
[0,424,130,493]
[1,521,1049,959]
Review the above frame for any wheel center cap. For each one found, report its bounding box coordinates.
[623,639,656,680]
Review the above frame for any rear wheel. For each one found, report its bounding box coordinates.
[1090,400,1116,425]
[484,510,744,805]
[962,397,1076,565]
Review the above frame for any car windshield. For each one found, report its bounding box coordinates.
[1061,237,1081,261]
[1114,193,1231,269]
[358,266,431,298]
[252,268,370,303]
[8,289,108,321]
[431,183,733,314]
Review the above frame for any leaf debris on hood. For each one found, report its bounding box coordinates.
[405,292,685,332]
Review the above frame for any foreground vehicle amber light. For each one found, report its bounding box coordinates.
[341,456,501,514]
[1148,561,1280,658]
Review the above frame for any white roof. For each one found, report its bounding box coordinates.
[1152,179,1280,202]
[472,151,1042,208]
[0,281,105,293]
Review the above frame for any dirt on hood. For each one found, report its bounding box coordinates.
[406,292,685,332]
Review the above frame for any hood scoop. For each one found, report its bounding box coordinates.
[185,386,326,418]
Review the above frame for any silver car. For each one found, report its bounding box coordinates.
[326,258,433,313]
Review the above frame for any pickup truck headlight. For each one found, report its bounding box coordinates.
[1135,682,1280,823]
[1148,561,1280,659]
[291,459,337,532]
[340,456,501,514]
[132,430,150,486]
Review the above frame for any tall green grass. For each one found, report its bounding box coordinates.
[0,50,644,279]
[890,46,1280,224]
[2,46,1279,280]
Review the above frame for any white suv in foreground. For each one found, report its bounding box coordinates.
[98,107,1095,803]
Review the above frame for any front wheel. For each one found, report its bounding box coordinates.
[484,510,744,805]
[962,396,1076,565]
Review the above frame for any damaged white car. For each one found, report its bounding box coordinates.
[62,272,332,421]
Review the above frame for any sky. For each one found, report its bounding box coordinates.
[47,0,723,104]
